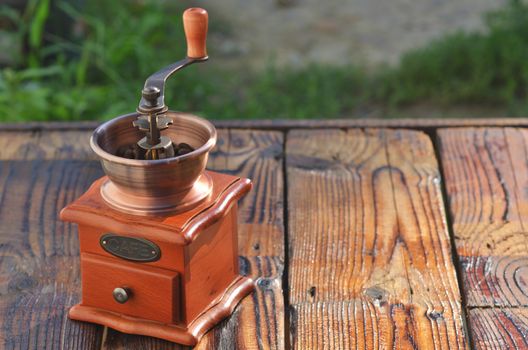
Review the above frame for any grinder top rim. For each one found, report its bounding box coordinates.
[90,111,217,167]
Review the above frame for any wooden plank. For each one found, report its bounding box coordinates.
[0,129,104,349]
[102,130,286,349]
[4,118,528,132]
[438,128,528,308]
[286,129,468,349]
[469,308,528,349]
[0,160,104,349]
[0,131,94,160]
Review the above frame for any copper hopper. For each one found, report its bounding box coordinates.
[91,112,216,215]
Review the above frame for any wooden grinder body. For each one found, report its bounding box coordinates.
[60,171,254,345]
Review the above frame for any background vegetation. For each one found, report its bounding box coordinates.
[1,0,528,121]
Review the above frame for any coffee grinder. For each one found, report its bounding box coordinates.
[60,8,254,346]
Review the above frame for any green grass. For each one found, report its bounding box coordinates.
[377,1,528,111]
[2,0,528,121]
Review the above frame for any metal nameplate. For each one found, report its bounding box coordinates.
[100,234,161,262]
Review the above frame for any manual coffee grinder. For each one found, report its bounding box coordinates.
[60,8,254,346]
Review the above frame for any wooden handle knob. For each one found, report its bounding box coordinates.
[183,8,208,59]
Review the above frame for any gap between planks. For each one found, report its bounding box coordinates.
[432,131,476,350]
[281,130,293,350]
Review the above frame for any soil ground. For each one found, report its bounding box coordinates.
[197,0,506,69]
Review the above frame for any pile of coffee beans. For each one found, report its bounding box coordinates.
[115,142,195,159]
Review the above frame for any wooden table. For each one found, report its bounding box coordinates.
[1,119,528,349]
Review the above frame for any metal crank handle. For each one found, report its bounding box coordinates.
[138,7,209,113]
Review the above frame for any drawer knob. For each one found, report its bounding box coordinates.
[113,287,131,304]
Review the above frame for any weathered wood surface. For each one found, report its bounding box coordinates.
[3,123,528,349]
[438,128,528,307]
[286,129,468,349]
[0,131,94,160]
[438,127,528,349]
[0,130,104,349]
[469,308,528,349]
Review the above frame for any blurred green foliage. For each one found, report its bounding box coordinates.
[376,0,528,114]
[1,0,528,121]
[0,0,205,121]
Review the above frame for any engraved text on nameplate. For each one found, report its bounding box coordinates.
[100,234,161,262]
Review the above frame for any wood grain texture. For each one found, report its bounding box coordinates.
[0,130,103,349]
[0,131,93,160]
[469,308,528,349]
[286,128,468,349]
[438,128,528,308]
[102,130,286,349]
[0,160,104,349]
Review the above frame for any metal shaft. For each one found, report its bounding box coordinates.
[147,114,161,146]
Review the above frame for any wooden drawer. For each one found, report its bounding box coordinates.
[81,253,180,324]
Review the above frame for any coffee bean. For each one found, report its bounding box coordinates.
[178,142,193,151]
[123,149,134,159]
[171,142,194,157]
[177,148,192,156]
